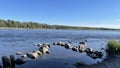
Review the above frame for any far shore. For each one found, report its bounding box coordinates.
[0,27,120,31]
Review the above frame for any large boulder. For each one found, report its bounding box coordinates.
[39,47,49,54]
[31,52,39,59]
[78,44,87,52]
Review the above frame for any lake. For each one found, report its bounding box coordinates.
[0,29,120,68]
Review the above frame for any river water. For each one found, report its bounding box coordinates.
[0,29,120,68]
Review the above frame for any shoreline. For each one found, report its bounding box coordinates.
[0,27,120,31]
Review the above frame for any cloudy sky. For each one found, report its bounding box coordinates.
[0,0,120,28]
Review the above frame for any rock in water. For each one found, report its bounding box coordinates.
[10,55,15,68]
[64,43,72,49]
[0,64,2,68]
[46,51,50,54]
[16,51,23,55]
[72,46,79,52]
[39,47,49,54]
[43,43,50,49]
[31,52,39,59]
[2,56,11,68]
[21,54,27,58]
[85,48,94,53]
[15,58,26,65]
[35,50,42,55]
[78,44,87,52]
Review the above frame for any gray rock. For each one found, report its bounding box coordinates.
[15,58,26,65]
[43,43,50,49]
[35,50,42,55]
[78,44,87,52]
[85,48,94,53]
[33,44,37,46]
[21,54,27,58]
[31,52,39,59]
[53,41,64,46]
[39,47,49,54]
[38,43,43,47]
[65,43,73,49]
[72,46,79,52]
[16,51,23,55]
[46,51,50,54]
[26,52,33,58]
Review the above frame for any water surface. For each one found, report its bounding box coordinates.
[0,29,120,68]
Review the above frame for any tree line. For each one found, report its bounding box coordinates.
[0,19,117,30]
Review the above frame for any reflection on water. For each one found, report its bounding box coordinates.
[0,29,120,68]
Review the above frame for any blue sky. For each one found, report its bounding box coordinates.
[0,0,120,28]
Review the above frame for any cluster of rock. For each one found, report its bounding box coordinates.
[0,55,25,68]
[26,43,50,59]
[53,41,103,59]
[0,41,104,68]
[0,43,51,68]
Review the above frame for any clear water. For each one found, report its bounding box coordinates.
[0,29,120,68]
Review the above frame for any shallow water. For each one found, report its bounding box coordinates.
[0,29,120,68]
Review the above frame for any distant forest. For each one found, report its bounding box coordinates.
[0,19,118,30]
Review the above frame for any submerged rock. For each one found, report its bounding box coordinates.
[87,52,97,59]
[94,51,103,58]
[86,50,103,59]
[38,43,43,47]
[21,54,27,58]
[53,41,65,46]
[33,44,38,46]
[15,58,26,65]
[85,48,94,53]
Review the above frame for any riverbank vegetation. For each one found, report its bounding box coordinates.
[107,40,120,54]
[0,19,119,30]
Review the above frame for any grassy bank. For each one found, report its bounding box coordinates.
[107,40,120,54]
